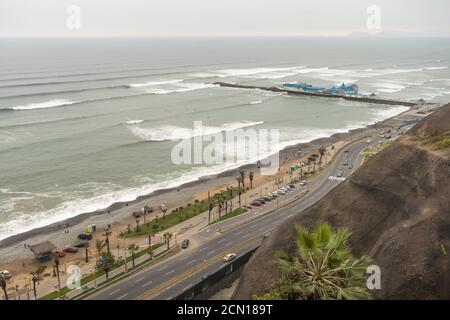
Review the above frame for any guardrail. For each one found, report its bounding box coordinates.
[172,246,260,300]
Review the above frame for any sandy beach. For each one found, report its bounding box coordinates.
[0,101,439,298]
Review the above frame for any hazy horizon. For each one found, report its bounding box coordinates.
[1,0,449,38]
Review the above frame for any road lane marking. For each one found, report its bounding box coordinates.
[207,249,217,255]
[183,284,192,291]
[199,247,208,252]
[158,266,168,271]
[109,289,120,296]
[134,277,145,283]
[138,235,263,300]
[142,281,153,287]
[217,238,226,243]
[187,259,197,265]
[241,234,250,239]
[225,242,233,246]
[166,270,175,276]
[116,293,128,300]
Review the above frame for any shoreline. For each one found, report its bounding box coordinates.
[0,102,439,255]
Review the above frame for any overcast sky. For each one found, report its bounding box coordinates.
[1,0,449,37]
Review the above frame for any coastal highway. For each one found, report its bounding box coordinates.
[86,137,380,300]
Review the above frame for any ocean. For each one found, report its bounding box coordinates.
[0,37,449,241]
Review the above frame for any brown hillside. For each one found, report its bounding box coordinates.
[234,104,450,300]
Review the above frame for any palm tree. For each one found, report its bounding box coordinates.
[255,222,372,300]
[142,206,147,224]
[249,171,254,189]
[208,202,214,224]
[97,252,115,280]
[318,146,326,167]
[163,232,173,251]
[160,204,168,219]
[238,188,242,207]
[135,217,141,232]
[95,239,106,261]
[54,256,61,291]
[128,244,139,269]
[30,266,46,300]
[0,275,8,300]
[240,170,245,190]
[236,177,242,190]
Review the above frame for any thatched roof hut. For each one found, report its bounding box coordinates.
[30,241,55,261]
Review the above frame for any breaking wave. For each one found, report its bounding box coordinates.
[5,99,80,111]
[128,121,265,141]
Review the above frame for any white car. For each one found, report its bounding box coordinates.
[223,253,237,262]
[299,180,307,186]
[0,270,11,279]
[277,189,286,195]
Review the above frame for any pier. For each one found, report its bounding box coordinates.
[212,82,421,107]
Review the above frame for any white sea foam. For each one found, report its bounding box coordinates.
[128,79,183,88]
[249,100,263,105]
[8,99,79,111]
[123,119,144,125]
[128,121,265,142]
[374,81,408,93]
[424,66,448,70]
[144,82,217,95]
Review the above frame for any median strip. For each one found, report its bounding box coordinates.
[137,235,264,300]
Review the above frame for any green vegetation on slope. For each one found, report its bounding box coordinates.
[421,131,450,150]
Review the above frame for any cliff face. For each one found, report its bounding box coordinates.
[234,104,450,300]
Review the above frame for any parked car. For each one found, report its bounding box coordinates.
[250,200,262,207]
[366,139,372,144]
[277,189,286,195]
[288,184,296,189]
[63,247,79,253]
[348,165,354,170]
[181,239,190,249]
[299,180,307,186]
[336,171,343,177]
[343,159,349,166]
[73,240,89,248]
[55,250,66,258]
[77,233,93,241]
[344,148,350,153]
[256,198,266,204]
[223,253,237,262]
[0,270,11,279]
[270,192,278,198]
[262,196,272,202]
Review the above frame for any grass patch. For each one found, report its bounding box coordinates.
[121,202,209,238]
[121,187,242,238]
[421,131,450,150]
[215,207,248,223]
